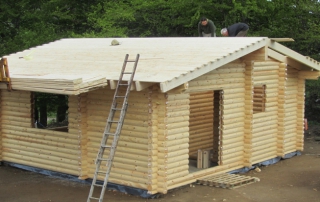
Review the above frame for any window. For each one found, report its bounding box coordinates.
[253,85,266,114]
[32,92,69,132]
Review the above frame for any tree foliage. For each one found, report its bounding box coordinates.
[1,0,320,123]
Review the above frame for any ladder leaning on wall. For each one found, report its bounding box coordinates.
[87,54,140,202]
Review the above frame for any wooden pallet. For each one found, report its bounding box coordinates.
[196,173,259,189]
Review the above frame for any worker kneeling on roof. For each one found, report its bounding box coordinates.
[221,23,249,37]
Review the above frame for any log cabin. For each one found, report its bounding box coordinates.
[0,37,319,195]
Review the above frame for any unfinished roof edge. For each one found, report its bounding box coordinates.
[270,38,294,42]
[160,38,268,92]
[268,39,320,71]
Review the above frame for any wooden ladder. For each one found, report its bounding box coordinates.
[87,54,140,202]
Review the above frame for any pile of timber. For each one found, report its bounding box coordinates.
[8,74,108,95]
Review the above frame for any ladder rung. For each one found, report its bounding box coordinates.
[97,171,107,175]
[101,144,112,148]
[97,158,110,161]
[122,72,133,74]
[126,60,136,62]
[112,108,122,111]
[104,133,115,136]
[119,84,129,86]
[89,197,100,200]
[93,183,104,187]
[109,121,119,123]
[115,96,126,98]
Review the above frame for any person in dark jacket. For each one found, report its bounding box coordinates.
[221,23,249,37]
[198,17,216,37]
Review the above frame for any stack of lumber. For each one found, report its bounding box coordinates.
[9,74,108,95]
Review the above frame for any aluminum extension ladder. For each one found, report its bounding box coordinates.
[87,54,140,202]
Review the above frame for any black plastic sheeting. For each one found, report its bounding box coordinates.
[229,151,301,174]
[2,161,160,199]
[2,151,301,198]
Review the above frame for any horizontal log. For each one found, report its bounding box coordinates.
[158,165,189,176]
[223,87,245,94]
[221,146,244,155]
[162,132,189,141]
[251,152,277,164]
[166,170,189,181]
[88,138,149,150]
[2,156,80,176]
[3,142,79,161]
[199,72,245,80]
[220,155,243,165]
[223,107,245,115]
[158,143,189,153]
[223,127,244,136]
[3,152,79,171]
[189,117,213,126]
[2,125,77,138]
[158,138,188,147]
[2,130,79,144]
[222,112,244,120]
[251,145,277,156]
[87,153,149,168]
[1,120,32,128]
[190,131,213,140]
[166,94,189,101]
[221,141,243,150]
[222,116,244,125]
[254,75,278,82]
[221,137,243,145]
[186,83,245,93]
[253,61,280,67]
[4,147,80,165]
[252,124,278,134]
[166,122,189,131]
[2,138,80,156]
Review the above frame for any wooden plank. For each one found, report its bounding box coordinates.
[270,38,294,42]
[135,81,155,91]
[268,39,320,71]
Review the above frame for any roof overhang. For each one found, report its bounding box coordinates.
[160,38,268,92]
[268,39,320,71]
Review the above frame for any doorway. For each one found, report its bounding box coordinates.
[188,90,222,173]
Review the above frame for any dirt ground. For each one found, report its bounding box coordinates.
[1,126,320,202]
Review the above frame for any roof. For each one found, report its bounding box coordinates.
[3,37,320,94]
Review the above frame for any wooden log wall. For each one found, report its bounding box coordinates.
[150,85,164,194]
[164,90,190,188]
[189,91,213,155]
[187,61,246,168]
[243,61,253,167]
[1,90,81,176]
[251,61,279,164]
[277,63,287,157]
[85,88,151,191]
[68,94,89,179]
[281,67,299,154]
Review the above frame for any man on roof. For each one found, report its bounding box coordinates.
[198,17,217,37]
[221,23,249,37]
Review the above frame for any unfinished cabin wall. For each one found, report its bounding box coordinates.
[187,61,246,168]
[163,90,190,190]
[250,61,279,164]
[86,88,151,191]
[1,90,81,175]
